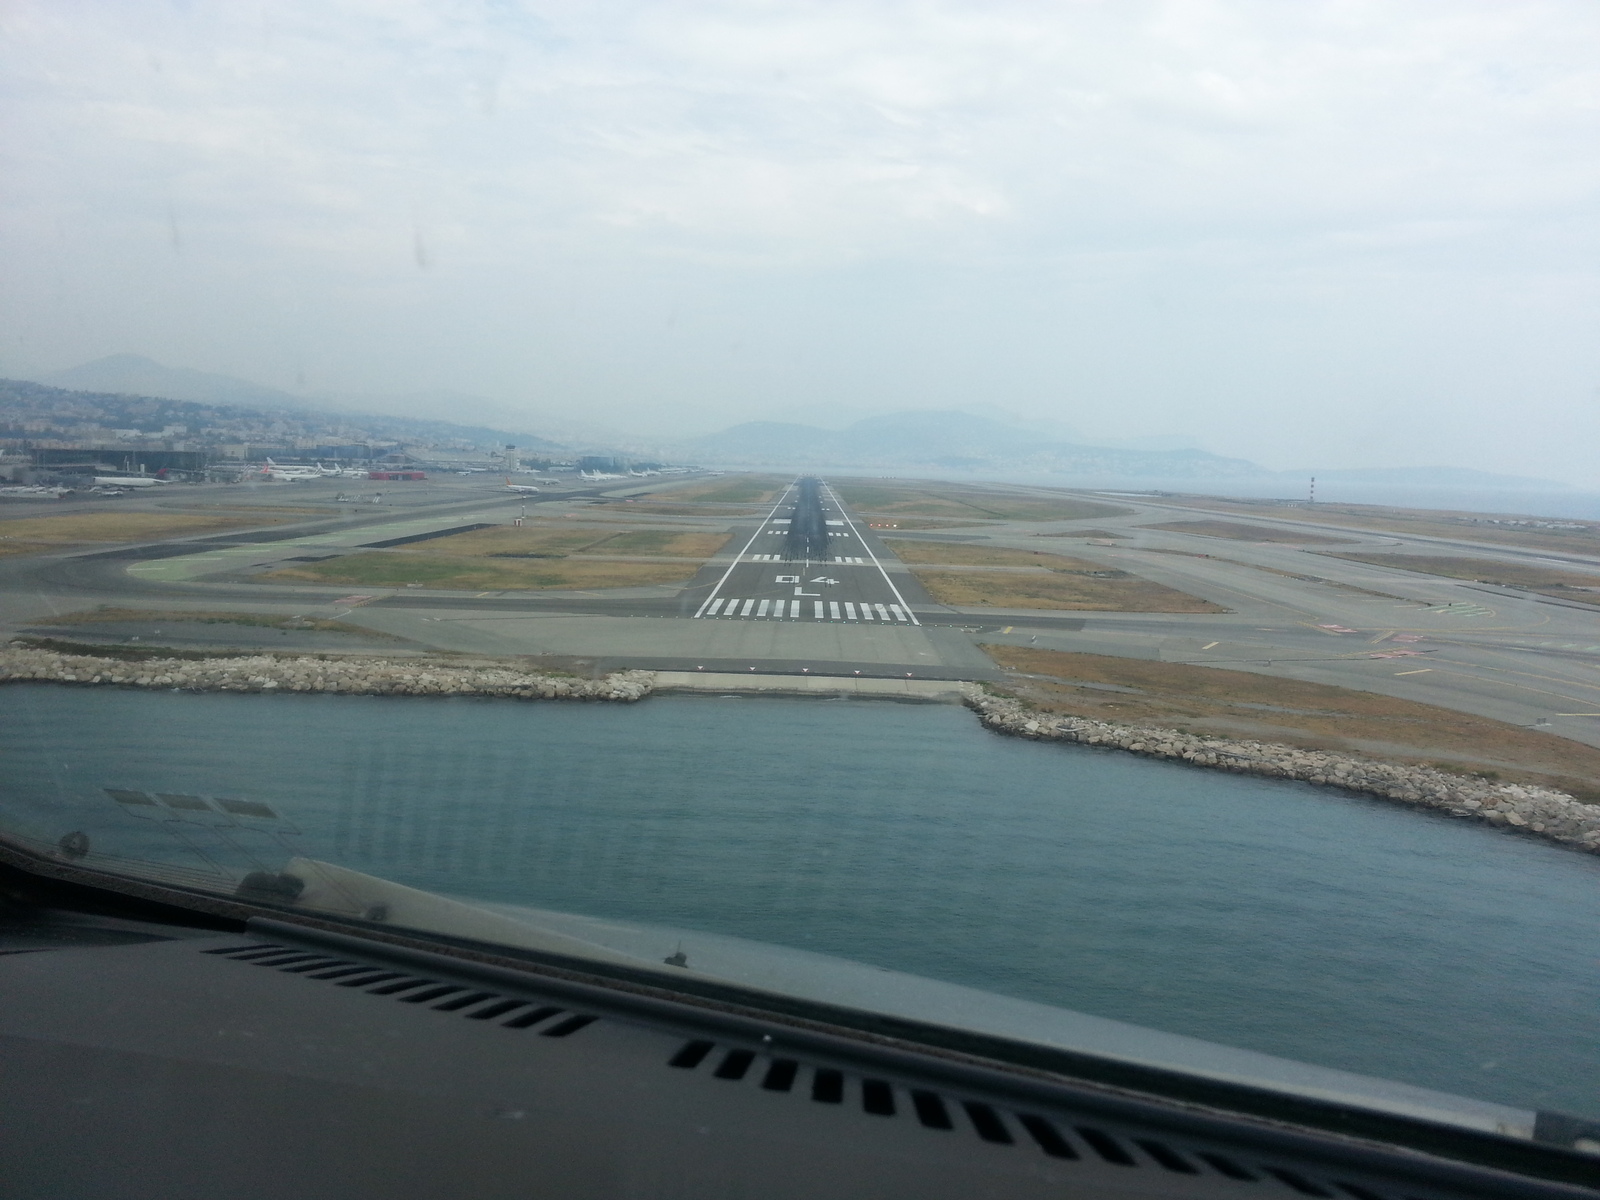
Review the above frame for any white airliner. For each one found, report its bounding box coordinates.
[257,459,330,482]
[504,477,542,494]
[579,470,625,481]
[92,475,169,488]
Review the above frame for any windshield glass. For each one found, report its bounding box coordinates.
[3,0,1599,1145]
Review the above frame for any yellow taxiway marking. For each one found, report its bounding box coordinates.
[1002,626,1013,633]
[1369,631,1394,643]
[1394,669,1432,676]
[1201,641,1219,650]
[1557,713,1600,717]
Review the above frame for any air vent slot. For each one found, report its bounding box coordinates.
[669,1040,715,1069]
[912,1090,953,1130]
[1018,1115,1076,1159]
[761,1059,798,1092]
[659,1035,1410,1197]
[963,1102,1014,1145]
[201,942,596,1036]
[1199,1152,1258,1180]
[1267,1168,1335,1197]
[713,1049,756,1080]
[812,1068,844,1104]
[1077,1125,1137,1166]
[1138,1139,1199,1174]
[861,1079,896,1117]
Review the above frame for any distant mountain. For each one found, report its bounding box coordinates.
[672,410,1268,480]
[43,354,308,411]
[27,356,563,451]
[0,377,564,455]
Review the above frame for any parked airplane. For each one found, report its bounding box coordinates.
[504,477,542,494]
[92,475,169,488]
[579,470,625,481]
[0,485,70,499]
[256,459,328,482]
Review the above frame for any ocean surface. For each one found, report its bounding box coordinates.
[2,685,1597,1118]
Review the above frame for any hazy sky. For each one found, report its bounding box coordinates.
[3,1,1599,481]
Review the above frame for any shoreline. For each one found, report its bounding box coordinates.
[0,646,652,702]
[6,645,1599,855]
[966,691,1600,856]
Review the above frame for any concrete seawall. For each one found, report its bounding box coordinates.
[968,691,1600,855]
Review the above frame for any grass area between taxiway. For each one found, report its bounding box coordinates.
[889,539,1226,612]
[40,607,392,637]
[1173,495,1600,557]
[257,521,732,591]
[835,480,1130,522]
[1319,552,1600,602]
[1143,519,1351,544]
[0,510,300,557]
[264,553,702,591]
[984,645,1600,801]
[639,475,790,505]
[415,524,732,560]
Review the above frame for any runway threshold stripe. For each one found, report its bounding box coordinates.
[830,601,841,620]
[861,605,875,620]
[814,601,825,619]
[845,602,857,620]
[706,598,725,615]
[740,599,755,616]
[889,604,906,622]
[874,604,891,621]
[757,599,771,617]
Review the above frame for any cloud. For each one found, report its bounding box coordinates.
[2,0,1599,481]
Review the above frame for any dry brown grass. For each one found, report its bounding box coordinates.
[1322,552,1600,601]
[40,607,391,636]
[0,511,297,557]
[403,523,732,560]
[912,568,1225,612]
[886,540,1102,569]
[984,645,1600,801]
[1169,496,1600,557]
[263,552,698,591]
[835,480,1129,522]
[625,503,765,517]
[588,529,733,557]
[1144,519,1350,544]
[644,475,790,504]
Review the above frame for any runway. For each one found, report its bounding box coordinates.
[6,471,1600,744]
[690,478,921,624]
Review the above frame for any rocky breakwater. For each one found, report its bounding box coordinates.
[968,691,1600,855]
[0,646,654,702]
